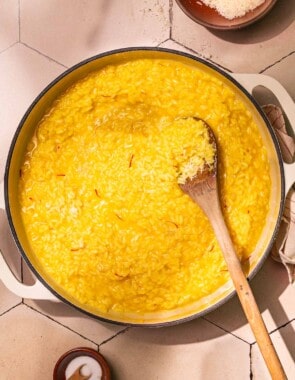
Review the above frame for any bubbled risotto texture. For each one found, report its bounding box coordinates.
[19,59,271,315]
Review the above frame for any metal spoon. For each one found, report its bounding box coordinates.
[179,118,287,380]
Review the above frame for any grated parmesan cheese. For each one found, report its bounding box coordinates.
[176,118,216,185]
[201,0,266,20]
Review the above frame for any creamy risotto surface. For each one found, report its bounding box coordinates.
[19,59,271,314]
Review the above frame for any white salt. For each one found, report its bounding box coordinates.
[65,356,102,380]
[201,0,266,20]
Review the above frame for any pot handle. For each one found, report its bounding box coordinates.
[0,181,58,301]
[0,251,58,300]
[233,73,295,194]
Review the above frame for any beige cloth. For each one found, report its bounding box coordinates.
[262,105,295,284]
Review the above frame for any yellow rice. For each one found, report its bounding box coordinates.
[176,117,216,184]
[19,59,271,314]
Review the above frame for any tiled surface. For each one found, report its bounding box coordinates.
[172,0,295,73]
[203,257,295,343]
[0,305,98,379]
[100,321,250,380]
[262,52,295,100]
[0,1,294,379]
[0,0,18,52]
[251,320,295,379]
[24,297,127,345]
[20,0,170,67]
[0,43,64,176]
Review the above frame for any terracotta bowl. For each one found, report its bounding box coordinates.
[175,0,277,30]
[53,347,111,380]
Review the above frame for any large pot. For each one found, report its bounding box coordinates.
[1,48,294,326]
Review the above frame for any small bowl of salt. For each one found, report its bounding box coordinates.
[53,347,111,380]
[176,0,277,30]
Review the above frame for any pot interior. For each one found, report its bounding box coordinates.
[6,48,283,325]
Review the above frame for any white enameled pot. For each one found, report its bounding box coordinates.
[0,48,294,325]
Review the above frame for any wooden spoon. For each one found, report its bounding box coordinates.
[68,364,91,380]
[179,118,287,380]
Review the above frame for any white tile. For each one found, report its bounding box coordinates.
[100,318,250,380]
[172,0,295,73]
[203,257,295,343]
[24,297,127,345]
[0,43,65,179]
[20,0,170,67]
[160,38,199,55]
[252,320,295,380]
[204,295,253,342]
[0,304,97,379]
[263,53,295,101]
[160,39,231,72]
[23,261,126,345]
[249,258,295,330]
[0,0,18,53]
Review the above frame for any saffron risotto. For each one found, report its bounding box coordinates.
[19,59,271,314]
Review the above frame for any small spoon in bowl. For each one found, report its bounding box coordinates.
[178,118,286,380]
[68,365,91,380]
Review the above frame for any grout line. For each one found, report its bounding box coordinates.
[169,0,174,39]
[0,41,19,56]
[249,344,253,379]
[23,303,99,347]
[202,315,295,346]
[176,39,233,73]
[266,317,295,336]
[156,38,170,47]
[170,38,233,73]
[18,0,20,42]
[98,326,131,348]
[19,42,68,69]
[201,316,253,345]
[259,50,295,73]
[0,302,22,318]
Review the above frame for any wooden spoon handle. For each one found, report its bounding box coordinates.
[180,118,286,378]
[211,204,287,380]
